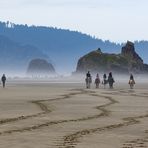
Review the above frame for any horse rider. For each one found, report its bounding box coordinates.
[86,71,91,78]
[108,72,115,89]
[101,73,107,88]
[130,74,134,80]
[95,73,100,88]
[85,71,92,88]
[129,74,135,89]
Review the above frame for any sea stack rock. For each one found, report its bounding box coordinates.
[76,48,128,74]
[75,41,148,74]
[27,59,55,76]
[121,41,143,64]
[121,41,135,54]
[121,41,145,73]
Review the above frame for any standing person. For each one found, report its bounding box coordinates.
[1,74,6,88]
[102,73,107,89]
[95,73,100,88]
[85,71,92,89]
[108,72,115,89]
[129,74,135,89]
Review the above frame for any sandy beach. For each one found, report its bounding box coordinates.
[0,80,148,148]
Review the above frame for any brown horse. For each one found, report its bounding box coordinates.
[95,77,100,88]
[129,79,135,89]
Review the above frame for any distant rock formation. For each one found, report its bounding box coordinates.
[122,41,143,63]
[27,59,55,76]
[0,35,48,73]
[121,41,147,73]
[76,41,148,74]
[1,21,148,74]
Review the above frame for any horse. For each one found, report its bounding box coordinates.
[108,77,115,89]
[95,77,100,88]
[129,79,135,89]
[85,77,92,89]
[102,79,108,89]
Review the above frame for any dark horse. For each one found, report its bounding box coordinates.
[102,79,108,89]
[108,72,115,89]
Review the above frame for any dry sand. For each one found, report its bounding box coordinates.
[0,80,148,148]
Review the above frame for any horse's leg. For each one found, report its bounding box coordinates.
[97,83,99,88]
[109,83,111,89]
[87,81,90,89]
[95,84,97,88]
[87,82,89,88]
[130,84,133,89]
[111,83,113,89]
[86,82,88,89]
[109,83,113,89]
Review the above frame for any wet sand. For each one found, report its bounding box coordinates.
[0,80,148,148]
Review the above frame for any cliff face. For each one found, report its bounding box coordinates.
[76,48,129,73]
[76,42,148,74]
[121,41,147,73]
[121,41,143,63]
[27,59,55,76]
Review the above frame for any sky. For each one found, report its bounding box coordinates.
[0,0,148,43]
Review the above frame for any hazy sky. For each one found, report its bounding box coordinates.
[0,0,147,42]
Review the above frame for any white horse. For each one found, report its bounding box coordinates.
[129,79,135,89]
[85,77,92,89]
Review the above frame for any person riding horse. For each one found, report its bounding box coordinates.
[85,71,92,89]
[108,72,115,89]
[102,73,108,88]
[129,74,135,89]
[95,73,100,88]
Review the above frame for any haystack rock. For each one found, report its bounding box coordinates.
[27,59,55,76]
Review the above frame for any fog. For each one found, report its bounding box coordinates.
[4,72,148,85]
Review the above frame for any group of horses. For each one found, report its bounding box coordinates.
[85,76,135,89]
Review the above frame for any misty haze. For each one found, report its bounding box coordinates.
[0,0,148,148]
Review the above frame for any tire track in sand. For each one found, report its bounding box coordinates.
[0,90,117,136]
[59,93,148,148]
[102,90,148,99]
[0,101,50,125]
[60,114,148,148]
[122,130,148,148]
[0,89,92,125]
